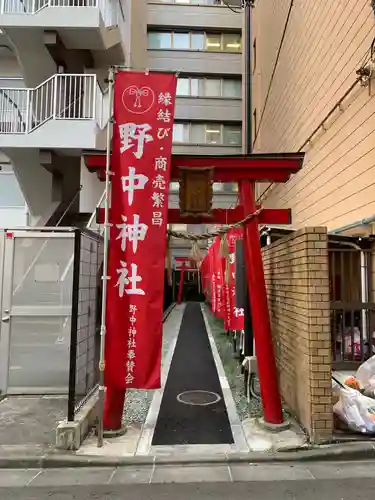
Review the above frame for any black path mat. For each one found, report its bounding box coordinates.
[152,302,234,445]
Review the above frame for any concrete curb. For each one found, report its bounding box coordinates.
[0,442,374,468]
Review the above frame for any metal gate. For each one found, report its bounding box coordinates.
[0,228,75,395]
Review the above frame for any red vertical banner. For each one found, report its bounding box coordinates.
[106,71,177,390]
[208,245,216,312]
[214,238,224,319]
[228,228,244,331]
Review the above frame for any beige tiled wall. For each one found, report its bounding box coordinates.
[262,227,332,442]
[252,0,375,231]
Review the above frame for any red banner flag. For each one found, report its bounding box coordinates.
[213,238,224,319]
[105,71,177,390]
[208,244,216,312]
[228,228,244,331]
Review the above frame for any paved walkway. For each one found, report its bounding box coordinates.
[1,460,375,487]
[2,304,375,466]
[152,302,233,446]
[0,396,66,455]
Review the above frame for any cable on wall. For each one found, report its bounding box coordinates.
[253,0,294,146]
[255,21,375,204]
[221,0,242,14]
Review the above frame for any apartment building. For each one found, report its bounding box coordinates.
[0,0,242,394]
[0,0,242,239]
[252,0,375,237]
[146,0,243,266]
[0,0,137,227]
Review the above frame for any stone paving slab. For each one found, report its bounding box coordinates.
[31,467,115,486]
[1,460,375,487]
[0,396,66,448]
[111,466,154,484]
[152,464,231,483]
[230,463,313,482]
[0,439,375,469]
[0,469,41,487]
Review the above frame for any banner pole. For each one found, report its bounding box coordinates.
[97,66,115,448]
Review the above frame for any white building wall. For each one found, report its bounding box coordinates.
[79,159,104,214]
[0,163,27,228]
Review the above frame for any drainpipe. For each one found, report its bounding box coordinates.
[329,215,375,235]
[360,250,369,347]
[242,0,254,359]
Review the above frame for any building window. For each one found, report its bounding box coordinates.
[223,124,241,145]
[172,122,190,142]
[173,32,190,49]
[147,31,241,53]
[190,78,200,96]
[223,182,237,192]
[213,182,238,192]
[176,78,190,96]
[223,33,242,52]
[222,79,241,97]
[173,122,242,146]
[147,32,172,49]
[190,123,205,143]
[190,32,204,50]
[176,77,241,98]
[203,78,221,97]
[206,33,222,51]
[205,123,222,144]
[171,224,187,232]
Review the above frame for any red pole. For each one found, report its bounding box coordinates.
[239,180,283,425]
[103,386,125,430]
[177,269,184,304]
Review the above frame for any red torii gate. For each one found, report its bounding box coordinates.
[84,151,304,425]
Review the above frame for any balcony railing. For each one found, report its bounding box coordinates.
[0,74,106,135]
[0,0,119,27]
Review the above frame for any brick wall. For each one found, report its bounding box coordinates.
[262,227,332,443]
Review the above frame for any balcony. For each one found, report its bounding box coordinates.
[0,74,108,150]
[0,0,125,52]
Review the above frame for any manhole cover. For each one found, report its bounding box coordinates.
[177,390,221,406]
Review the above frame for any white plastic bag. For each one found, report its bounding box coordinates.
[356,354,375,392]
[334,386,375,434]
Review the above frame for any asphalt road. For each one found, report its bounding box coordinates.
[0,461,375,499]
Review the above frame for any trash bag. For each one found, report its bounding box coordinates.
[356,354,375,393]
[334,386,375,434]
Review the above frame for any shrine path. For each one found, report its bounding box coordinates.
[152,302,234,446]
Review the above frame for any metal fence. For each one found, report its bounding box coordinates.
[0,74,102,135]
[68,228,103,421]
[329,238,374,370]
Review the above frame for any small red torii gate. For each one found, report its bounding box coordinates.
[84,151,304,425]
